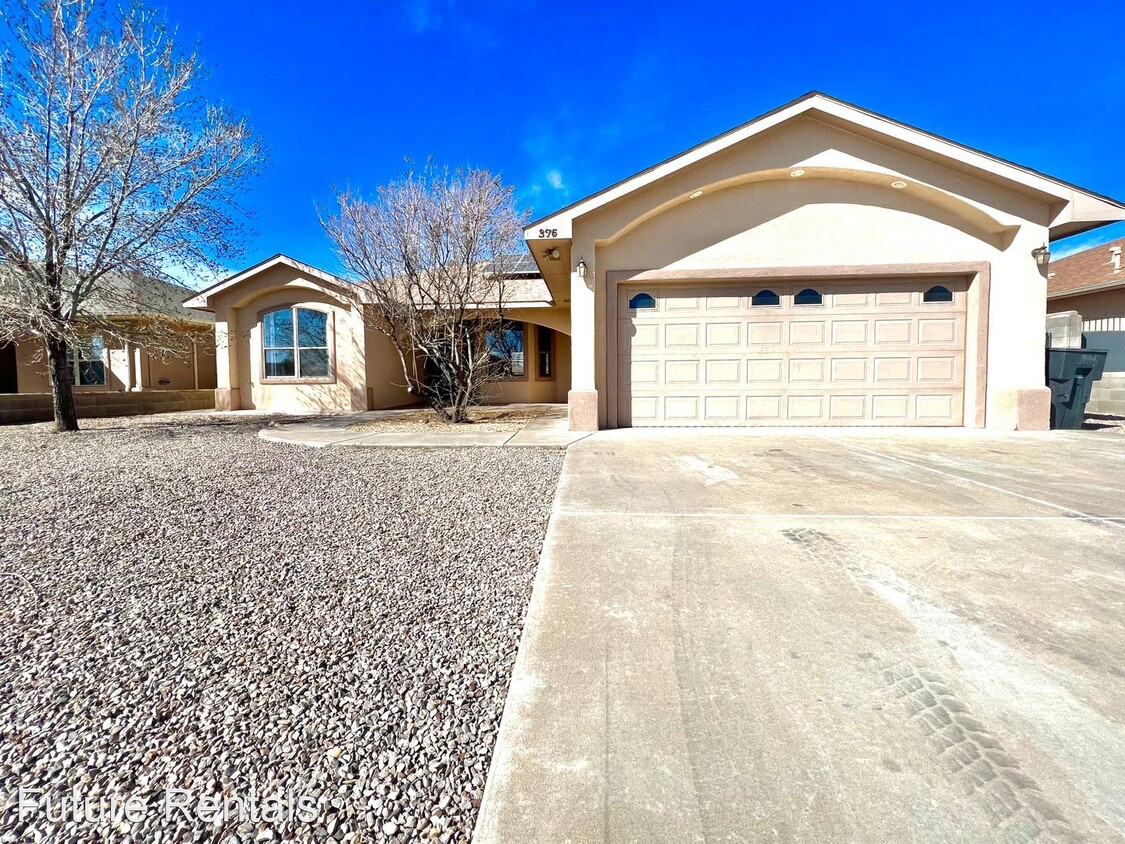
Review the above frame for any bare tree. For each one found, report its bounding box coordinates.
[323,164,527,423]
[0,0,263,431]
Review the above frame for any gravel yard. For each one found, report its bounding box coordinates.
[0,413,564,843]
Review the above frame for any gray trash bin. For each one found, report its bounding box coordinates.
[1046,348,1107,429]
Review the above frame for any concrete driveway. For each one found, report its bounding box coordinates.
[476,428,1125,843]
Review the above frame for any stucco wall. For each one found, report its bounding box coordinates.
[8,334,213,394]
[143,350,196,390]
[196,341,218,390]
[211,264,371,413]
[363,325,418,410]
[483,321,571,405]
[566,115,1053,430]
[241,294,363,412]
[13,341,50,393]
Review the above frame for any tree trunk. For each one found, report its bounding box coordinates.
[46,337,79,432]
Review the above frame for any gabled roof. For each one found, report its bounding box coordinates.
[1047,237,1125,299]
[183,252,555,312]
[183,254,347,311]
[526,91,1125,240]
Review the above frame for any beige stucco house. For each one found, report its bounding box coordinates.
[188,92,1125,431]
[183,254,570,413]
[1,272,218,422]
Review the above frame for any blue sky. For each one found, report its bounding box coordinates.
[164,0,1125,283]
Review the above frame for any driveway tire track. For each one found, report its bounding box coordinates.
[884,664,1082,844]
[782,527,1083,843]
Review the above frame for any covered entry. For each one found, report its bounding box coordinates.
[617,277,969,426]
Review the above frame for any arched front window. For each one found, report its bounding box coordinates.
[923,285,954,303]
[794,288,823,306]
[751,289,780,307]
[262,307,331,379]
[628,292,656,310]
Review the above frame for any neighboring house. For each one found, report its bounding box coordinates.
[1047,239,1125,415]
[188,92,1125,430]
[0,272,218,422]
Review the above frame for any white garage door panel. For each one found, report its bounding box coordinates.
[618,278,967,427]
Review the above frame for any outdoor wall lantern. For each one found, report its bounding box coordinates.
[577,259,587,279]
[1032,245,1051,267]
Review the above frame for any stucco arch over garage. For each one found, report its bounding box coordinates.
[597,176,1010,273]
[599,167,1017,254]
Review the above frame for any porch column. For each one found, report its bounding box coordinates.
[132,344,147,390]
[124,342,136,391]
[213,306,241,410]
[568,267,598,431]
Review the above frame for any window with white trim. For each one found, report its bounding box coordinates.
[67,336,106,386]
[262,307,331,379]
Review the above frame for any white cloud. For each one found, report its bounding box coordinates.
[403,0,442,32]
[546,169,565,191]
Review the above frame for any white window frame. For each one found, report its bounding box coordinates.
[260,306,334,383]
[68,335,106,387]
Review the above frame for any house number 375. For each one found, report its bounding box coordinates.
[537,228,558,238]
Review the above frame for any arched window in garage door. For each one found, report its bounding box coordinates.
[794,288,823,306]
[751,289,780,306]
[628,292,656,310]
[923,285,954,303]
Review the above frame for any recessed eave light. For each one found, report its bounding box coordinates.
[789,169,806,178]
[689,189,704,199]
[890,180,908,189]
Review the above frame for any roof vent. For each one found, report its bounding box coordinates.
[1112,245,1121,273]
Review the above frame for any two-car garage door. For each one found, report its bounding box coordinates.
[617,278,967,426]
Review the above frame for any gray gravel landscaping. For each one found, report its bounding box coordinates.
[0,413,564,843]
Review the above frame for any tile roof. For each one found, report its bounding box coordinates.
[1048,238,1125,299]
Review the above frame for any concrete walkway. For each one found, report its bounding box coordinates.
[476,428,1125,843]
[258,404,590,449]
